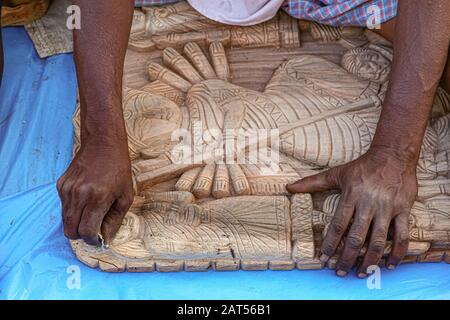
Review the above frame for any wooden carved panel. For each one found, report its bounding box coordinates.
[71,4,450,272]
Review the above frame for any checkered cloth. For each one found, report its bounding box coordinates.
[134,0,397,27]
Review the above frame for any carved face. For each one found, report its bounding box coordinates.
[341,47,391,84]
[111,213,141,246]
[123,89,181,159]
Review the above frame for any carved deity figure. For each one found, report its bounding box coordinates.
[71,8,450,271]
[118,40,440,199]
[109,191,292,262]
[129,3,302,51]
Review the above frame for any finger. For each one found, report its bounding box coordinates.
[336,204,373,276]
[60,180,84,240]
[101,195,132,244]
[320,194,355,262]
[57,166,83,238]
[357,213,391,278]
[78,198,113,246]
[286,168,339,194]
[63,202,85,240]
[387,211,410,269]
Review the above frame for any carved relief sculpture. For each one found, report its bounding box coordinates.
[71,4,450,272]
[129,2,301,51]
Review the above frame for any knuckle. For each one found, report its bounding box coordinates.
[60,181,73,197]
[346,234,364,250]
[345,183,358,193]
[374,192,392,204]
[358,213,372,225]
[56,177,65,192]
[321,243,336,256]
[71,185,89,199]
[92,187,108,199]
[373,226,389,239]
[370,240,386,254]
[331,222,346,235]
[70,183,109,201]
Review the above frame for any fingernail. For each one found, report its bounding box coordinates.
[387,264,396,270]
[336,270,347,277]
[357,273,367,279]
[320,254,330,263]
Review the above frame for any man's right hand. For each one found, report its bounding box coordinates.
[57,136,134,246]
[287,146,417,277]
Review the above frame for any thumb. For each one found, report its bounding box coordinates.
[286,168,339,194]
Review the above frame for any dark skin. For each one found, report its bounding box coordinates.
[0,1,449,274]
[56,0,135,245]
[287,0,450,277]
[0,3,130,247]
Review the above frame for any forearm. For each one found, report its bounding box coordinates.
[73,0,134,144]
[371,0,450,163]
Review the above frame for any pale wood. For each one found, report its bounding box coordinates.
[71,3,450,272]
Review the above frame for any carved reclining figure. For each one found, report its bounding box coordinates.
[129,2,303,51]
[71,19,450,271]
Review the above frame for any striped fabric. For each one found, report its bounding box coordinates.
[284,0,397,26]
[134,0,397,27]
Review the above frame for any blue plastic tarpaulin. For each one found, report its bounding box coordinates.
[0,27,449,300]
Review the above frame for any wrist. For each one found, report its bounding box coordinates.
[80,122,128,150]
[79,100,128,146]
[367,144,419,167]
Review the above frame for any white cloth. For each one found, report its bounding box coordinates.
[187,0,285,26]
